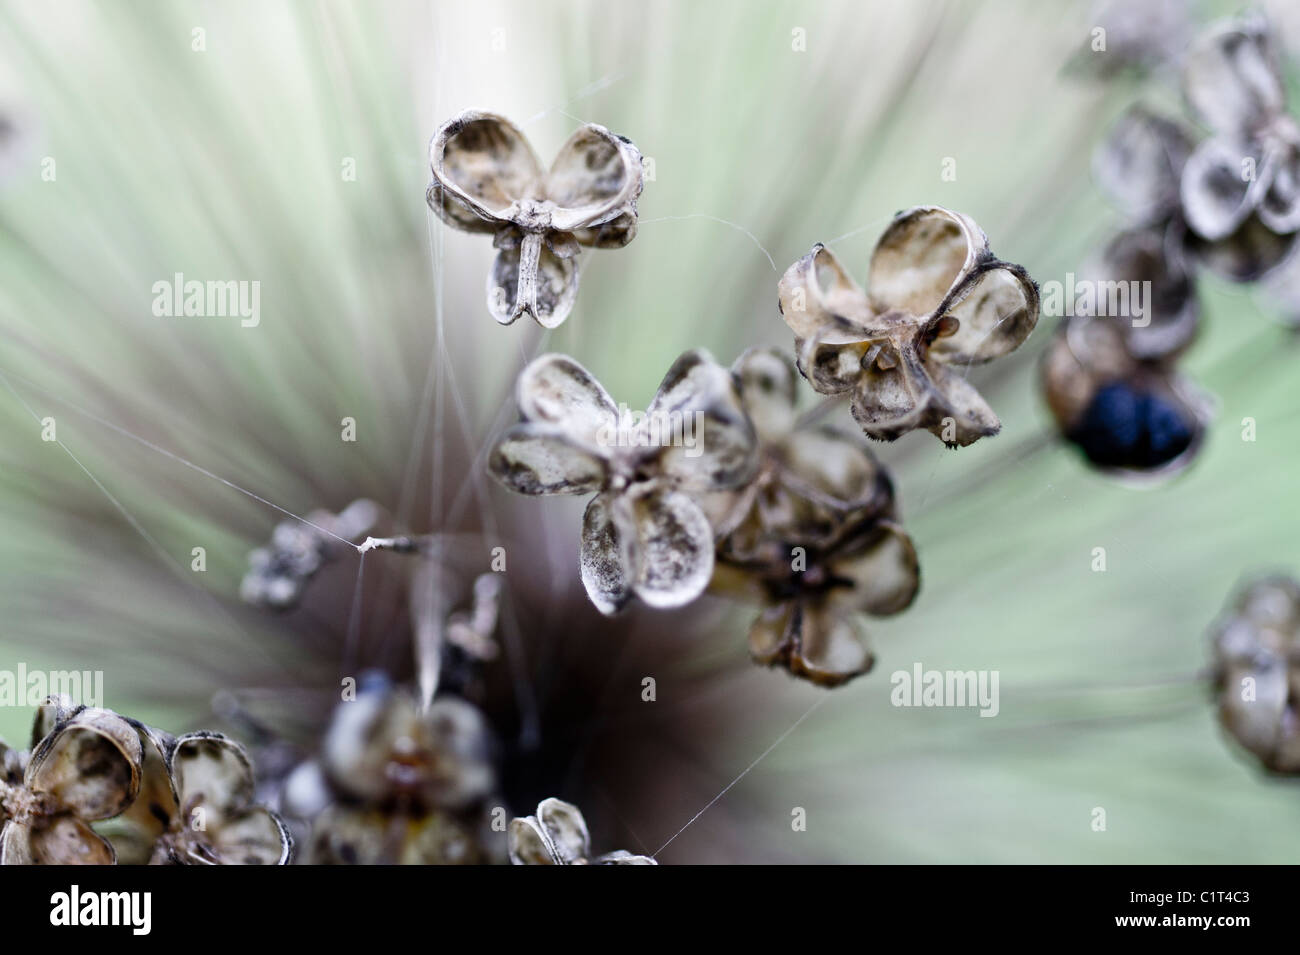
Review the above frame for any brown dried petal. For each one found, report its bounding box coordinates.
[731,347,799,442]
[489,422,608,496]
[826,521,920,617]
[106,723,179,864]
[1039,319,1134,431]
[1218,661,1293,769]
[30,693,77,749]
[571,210,639,249]
[1,816,117,865]
[545,124,643,237]
[868,206,984,317]
[1180,137,1260,241]
[626,484,716,610]
[778,244,878,342]
[507,816,558,865]
[487,234,578,328]
[421,699,496,809]
[516,353,619,448]
[931,262,1039,365]
[649,349,758,492]
[1182,16,1285,140]
[579,492,634,615]
[797,338,867,397]
[1256,140,1300,234]
[1092,106,1193,223]
[920,361,1002,446]
[26,707,142,822]
[535,797,591,863]
[1235,575,1300,632]
[203,807,292,865]
[428,110,543,226]
[1092,227,1199,361]
[170,733,256,817]
[775,427,895,530]
[748,601,875,688]
[1187,213,1297,282]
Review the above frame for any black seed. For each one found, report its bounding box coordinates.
[1069,381,1195,470]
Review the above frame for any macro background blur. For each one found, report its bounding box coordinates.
[1,0,1298,863]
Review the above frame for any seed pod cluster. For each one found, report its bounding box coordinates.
[290,673,505,865]
[0,695,291,865]
[1046,14,1300,477]
[1209,575,1300,774]
[705,349,919,686]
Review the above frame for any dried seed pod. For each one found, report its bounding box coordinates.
[712,519,919,688]
[1177,16,1300,278]
[1040,317,1208,477]
[427,110,644,328]
[1093,105,1194,227]
[319,675,495,813]
[778,207,1039,447]
[508,797,655,865]
[1085,225,1200,361]
[299,674,504,864]
[109,728,292,865]
[489,350,758,614]
[0,704,143,865]
[310,803,494,865]
[1209,574,1300,773]
[704,347,896,563]
[240,499,378,610]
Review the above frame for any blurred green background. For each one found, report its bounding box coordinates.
[0,0,1298,863]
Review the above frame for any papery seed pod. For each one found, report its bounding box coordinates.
[1093,106,1194,228]
[1177,15,1300,280]
[427,110,644,328]
[508,797,655,865]
[489,350,758,614]
[320,677,495,811]
[0,704,143,864]
[296,674,504,864]
[703,347,896,563]
[311,803,496,865]
[1085,226,1200,361]
[778,207,1039,447]
[1040,317,1208,477]
[1209,574,1300,773]
[712,518,919,688]
[107,727,292,865]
